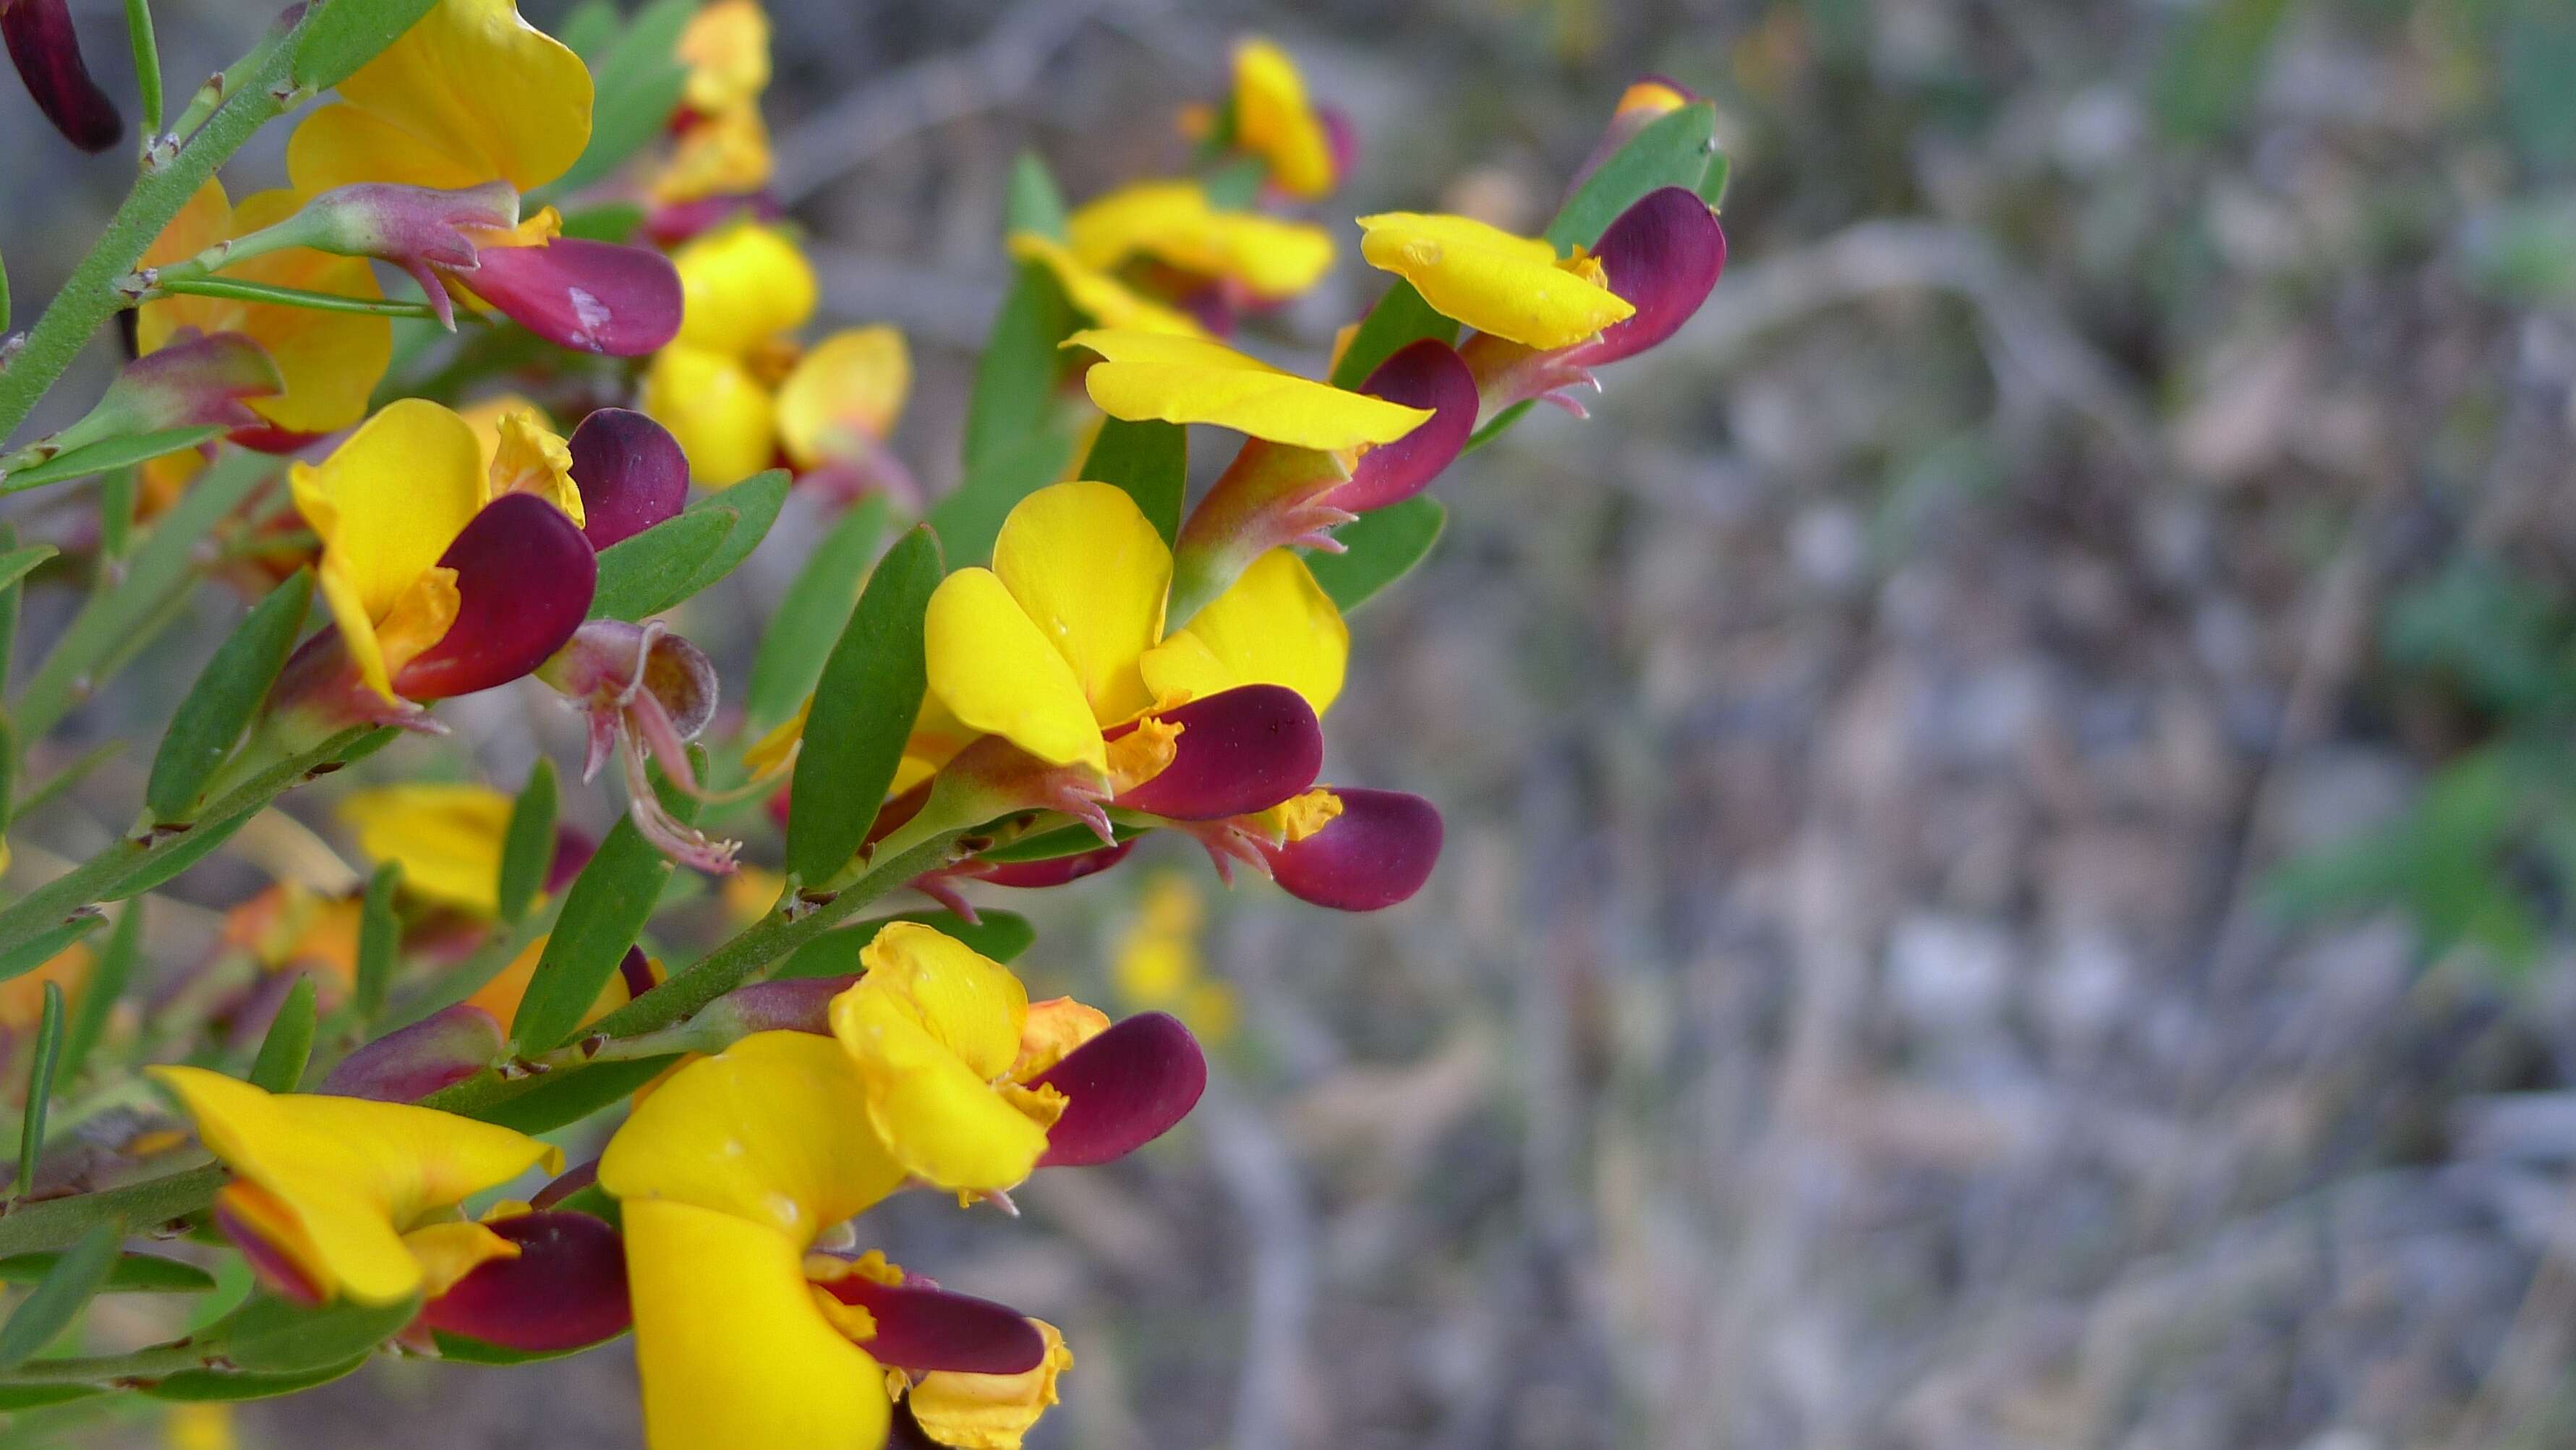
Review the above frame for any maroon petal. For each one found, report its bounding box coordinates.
[816,1274,1045,1376]
[318,1004,503,1102]
[1112,685,1323,821]
[227,424,330,456]
[1330,341,1477,513]
[2,0,118,153]
[1262,788,1442,911]
[616,943,657,1000]
[970,838,1134,889]
[1030,1012,1208,1169]
[545,825,597,894]
[419,1211,631,1353]
[642,191,782,247]
[566,408,690,550]
[393,494,597,701]
[460,239,683,357]
[1572,187,1725,368]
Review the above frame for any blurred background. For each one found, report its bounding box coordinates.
[10,0,2576,1445]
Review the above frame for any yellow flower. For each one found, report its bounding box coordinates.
[150,1067,558,1306]
[1139,547,1348,717]
[1065,329,1433,453]
[1355,212,1634,350]
[676,0,772,115]
[336,782,515,914]
[907,1318,1075,1450]
[285,0,593,195]
[1229,38,1336,200]
[644,344,778,487]
[290,400,487,702]
[1007,234,1208,338]
[775,326,911,472]
[670,221,818,359]
[137,181,391,435]
[652,103,775,203]
[1065,181,1334,302]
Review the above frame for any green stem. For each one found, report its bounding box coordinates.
[124,0,163,164]
[0,1163,221,1256]
[145,276,444,321]
[0,1336,212,1386]
[0,10,312,447]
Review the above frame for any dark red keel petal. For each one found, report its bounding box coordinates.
[419,1211,631,1354]
[1574,187,1726,367]
[1332,341,1478,513]
[318,1004,503,1102]
[3,0,119,153]
[566,408,691,550]
[461,239,683,357]
[1112,686,1323,822]
[1030,1012,1208,1168]
[1262,788,1442,911]
[393,493,597,701]
[816,1274,1046,1376]
[969,838,1135,889]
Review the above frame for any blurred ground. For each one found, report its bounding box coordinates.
[12,0,2576,1446]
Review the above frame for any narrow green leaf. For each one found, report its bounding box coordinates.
[672,470,790,602]
[774,910,1036,978]
[144,570,312,822]
[1004,150,1069,240]
[785,526,940,884]
[1698,151,1732,210]
[928,423,1080,568]
[0,1221,121,1369]
[0,1165,223,1257]
[544,0,695,200]
[56,902,136,1083]
[0,544,56,594]
[429,1329,599,1365]
[474,1055,676,1136]
[494,760,558,926]
[0,522,25,694]
[142,1355,370,1402]
[0,1383,103,1410]
[743,497,888,732]
[1329,281,1458,391]
[589,507,739,620]
[0,917,103,988]
[0,1251,216,1294]
[248,977,316,1092]
[211,1292,421,1373]
[11,981,65,1198]
[962,261,1076,473]
[353,861,401,1025]
[0,715,16,841]
[98,469,135,559]
[1304,496,1446,612]
[151,275,440,320]
[1545,101,1720,250]
[553,0,619,59]
[973,822,1145,864]
[1080,419,1186,547]
[290,0,439,90]
[558,201,647,243]
[0,426,223,493]
[509,772,697,1052]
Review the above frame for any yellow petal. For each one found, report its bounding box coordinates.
[853,923,1029,1081]
[288,0,592,194]
[1066,329,1430,451]
[487,407,584,527]
[599,1031,904,1242]
[1140,549,1347,716]
[456,392,550,465]
[676,0,771,114]
[1007,234,1208,339]
[1012,997,1111,1081]
[1201,210,1336,299]
[626,1199,891,1450]
[829,1004,1049,1195]
[1355,212,1635,350]
[991,482,1169,725]
[776,325,911,471]
[336,783,514,915]
[1063,183,1331,300]
[670,222,819,358]
[1232,38,1335,200]
[643,344,778,487]
[463,933,633,1028]
[401,1219,519,1299]
[906,1318,1073,1450]
[150,1067,555,1305]
[923,568,1109,772]
[290,399,486,622]
[1065,181,1209,270]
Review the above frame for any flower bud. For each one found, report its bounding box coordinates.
[295,179,519,327]
[20,330,282,474]
[565,408,691,550]
[320,1004,506,1102]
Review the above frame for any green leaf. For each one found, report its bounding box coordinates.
[545,0,696,200]
[743,497,888,733]
[1004,150,1069,242]
[98,469,135,559]
[56,902,136,1083]
[209,1292,420,1374]
[0,545,59,593]
[0,1251,215,1294]
[15,448,273,741]
[144,571,312,822]
[1304,496,1445,612]
[558,202,647,243]
[0,426,223,494]
[1328,281,1458,390]
[0,1165,223,1257]
[290,0,438,90]
[430,1329,610,1365]
[248,977,316,1093]
[142,1355,370,1402]
[973,822,1145,864]
[10,981,65,1199]
[775,910,1035,978]
[474,1055,676,1136]
[495,759,558,926]
[353,861,401,1025]
[962,260,1076,474]
[0,1221,121,1369]
[672,470,790,600]
[589,507,739,620]
[929,423,1080,568]
[0,1383,102,1409]
[0,917,103,988]
[785,526,940,884]
[1545,101,1720,250]
[151,276,440,320]
[553,0,620,59]
[509,777,696,1053]
[0,521,25,693]
[1080,419,1186,547]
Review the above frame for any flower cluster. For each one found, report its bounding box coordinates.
[0,5,1724,1447]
